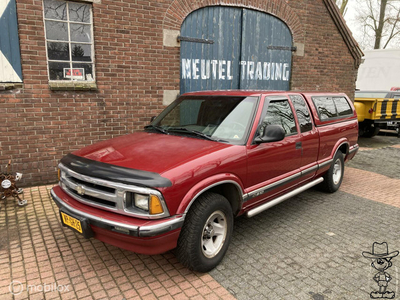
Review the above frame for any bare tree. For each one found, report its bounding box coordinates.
[356,0,400,49]
[336,0,350,16]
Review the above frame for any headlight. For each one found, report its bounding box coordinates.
[134,194,149,211]
[133,193,164,215]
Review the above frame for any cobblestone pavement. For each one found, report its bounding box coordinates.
[0,185,234,300]
[209,135,400,300]
[0,135,399,300]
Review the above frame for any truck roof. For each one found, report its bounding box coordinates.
[182,90,348,97]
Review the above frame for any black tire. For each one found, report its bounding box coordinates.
[319,150,344,193]
[176,192,233,272]
[362,125,380,138]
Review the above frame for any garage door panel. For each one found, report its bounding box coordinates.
[180,7,292,93]
[240,9,292,90]
[180,6,242,93]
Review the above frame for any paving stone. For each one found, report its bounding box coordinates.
[0,186,232,299]
[1,140,399,300]
[348,146,400,179]
[209,143,400,299]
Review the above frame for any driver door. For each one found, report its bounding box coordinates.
[245,96,303,204]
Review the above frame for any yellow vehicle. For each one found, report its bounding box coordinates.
[354,91,400,137]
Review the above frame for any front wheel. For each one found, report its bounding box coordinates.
[319,150,344,193]
[176,192,233,272]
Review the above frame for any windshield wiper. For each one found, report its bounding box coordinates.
[144,125,168,134]
[166,127,225,142]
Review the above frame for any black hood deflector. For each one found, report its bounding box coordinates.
[60,154,172,188]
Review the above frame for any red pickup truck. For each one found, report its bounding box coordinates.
[51,91,359,272]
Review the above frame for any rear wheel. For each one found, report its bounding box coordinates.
[319,150,344,193]
[362,125,380,138]
[176,192,233,272]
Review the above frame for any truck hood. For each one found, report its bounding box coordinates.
[72,131,233,176]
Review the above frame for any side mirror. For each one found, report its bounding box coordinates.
[255,125,285,143]
[150,116,156,122]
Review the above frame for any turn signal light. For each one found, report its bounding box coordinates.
[149,195,164,215]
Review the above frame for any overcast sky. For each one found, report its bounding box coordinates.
[342,1,363,47]
[341,1,400,50]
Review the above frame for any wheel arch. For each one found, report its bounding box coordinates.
[331,140,349,161]
[319,142,346,193]
[205,182,243,216]
[337,142,349,158]
[178,177,244,217]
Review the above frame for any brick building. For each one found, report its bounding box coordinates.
[1,0,362,186]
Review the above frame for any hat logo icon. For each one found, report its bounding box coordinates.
[362,242,399,259]
[362,242,399,299]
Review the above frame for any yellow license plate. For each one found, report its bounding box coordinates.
[61,212,83,234]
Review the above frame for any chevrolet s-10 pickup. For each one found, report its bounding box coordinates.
[51,91,359,272]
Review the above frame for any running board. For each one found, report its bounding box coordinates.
[246,178,324,218]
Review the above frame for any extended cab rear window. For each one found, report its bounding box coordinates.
[290,95,313,133]
[334,97,353,116]
[312,96,352,121]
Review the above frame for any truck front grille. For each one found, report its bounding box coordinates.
[60,165,119,210]
[68,175,116,194]
[58,163,168,219]
[67,187,117,208]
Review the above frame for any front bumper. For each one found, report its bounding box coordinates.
[51,186,185,254]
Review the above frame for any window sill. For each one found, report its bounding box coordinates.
[0,83,23,91]
[49,81,97,91]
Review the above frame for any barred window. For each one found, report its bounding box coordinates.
[43,0,95,81]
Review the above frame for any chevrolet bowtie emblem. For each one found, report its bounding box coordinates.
[76,185,85,196]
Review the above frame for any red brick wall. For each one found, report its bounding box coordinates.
[290,0,357,94]
[1,0,358,186]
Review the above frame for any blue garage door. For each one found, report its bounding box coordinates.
[180,7,293,94]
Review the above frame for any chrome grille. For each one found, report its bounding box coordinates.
[58,163,169,219]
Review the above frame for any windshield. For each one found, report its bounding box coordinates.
[149,96,258,145]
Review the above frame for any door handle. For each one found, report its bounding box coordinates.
[296,142,302,149]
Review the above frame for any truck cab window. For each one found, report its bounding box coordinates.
[259,100,297,137]
[313,97,337,120]
[290,95,313,132]
[334,97,352,116]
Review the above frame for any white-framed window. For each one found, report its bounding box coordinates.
[43,0,95,81]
